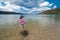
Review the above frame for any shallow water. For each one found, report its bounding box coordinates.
[0,14,60,40]
[0,14,60,26]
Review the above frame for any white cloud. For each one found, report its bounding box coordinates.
[28,7,51,13]
[0,1,30,12]
[23,2,35,6]
[28,1,52,13]
[21,7,30,10]
[0,1,57,14]
[53,5,57,9]
[40,1,49,7]
[13,0,45,8]
[38,0,45,3]
[0,1,21,12]
[49,3,53,6]
[1,0,16,3]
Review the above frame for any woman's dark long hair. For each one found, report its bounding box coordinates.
[20,16,24,19]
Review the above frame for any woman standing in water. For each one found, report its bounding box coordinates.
[18,16,25,31]
[18,16,28,37]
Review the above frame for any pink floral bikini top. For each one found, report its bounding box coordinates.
[19,18,25,24]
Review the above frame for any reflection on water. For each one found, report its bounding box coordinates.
[25,15,60,27]
[0,14,60,40]
[0,15,20,24]
[0,14,60,27]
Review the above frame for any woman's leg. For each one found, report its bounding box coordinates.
[20,24,25,31]
[21,24,24,29]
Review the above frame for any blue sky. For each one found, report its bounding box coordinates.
[0,0,60,14]
[45,0,60,8]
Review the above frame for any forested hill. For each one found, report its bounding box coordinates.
[39,8,60,14]
[0,11,22,14]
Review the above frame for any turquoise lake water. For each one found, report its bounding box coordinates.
[0,14,60,27]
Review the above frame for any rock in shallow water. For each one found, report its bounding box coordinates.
[20,30,29,37]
